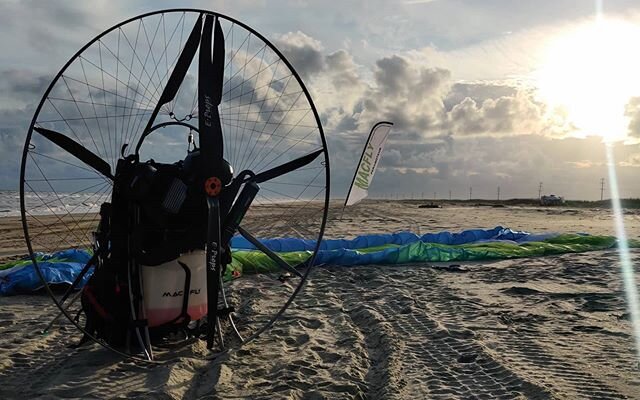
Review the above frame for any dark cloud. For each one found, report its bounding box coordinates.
[374,56,411,94]
[0,0,115,65]
[379,141,449,168]
[373,55,450,100]
[0,105,35,189]
[20,0,94,28]
[0,70,50,100]
[333,112,359,132]
[311,48,366,133]
[353,54,450,136]
[0,68,57,189]
[274,31,326,80]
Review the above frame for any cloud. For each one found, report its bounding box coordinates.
[625,96,640,137]
[0,68,57,188]
[269,35,585,198]
[313,51,569,140]
[0,70,50,99]
[446,90,557,136]
[0,104,36,189]
[355,54,450,135]
[326,50,361,90]
[3,3,640,201]
[565,160,602,168]
[359,135,614,200]
[274,31,326,80]
[444,82,517,109]
[311,49,367,134]
[618,153,640,167]
[0,1,121,71]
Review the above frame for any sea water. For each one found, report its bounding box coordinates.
[0,190,103,217]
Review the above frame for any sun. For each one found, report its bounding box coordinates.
[535,17,640,142]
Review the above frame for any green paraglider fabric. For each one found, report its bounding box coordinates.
[224,234,639,278]
[3,231,638,294]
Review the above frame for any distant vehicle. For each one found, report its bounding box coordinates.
[418,203,442,209]
[540,194,564,206]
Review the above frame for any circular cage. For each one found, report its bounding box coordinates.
[20,9,330,361]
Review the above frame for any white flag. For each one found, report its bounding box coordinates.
[344,121,393,207]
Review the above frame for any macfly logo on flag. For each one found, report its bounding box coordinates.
[345,121,393,207]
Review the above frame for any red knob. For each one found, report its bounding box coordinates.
[204,176,222,197]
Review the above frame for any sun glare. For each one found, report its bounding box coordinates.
[536,18,640,141]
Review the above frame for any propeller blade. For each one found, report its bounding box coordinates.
[201,15,227,350]
[158,15,203,105]
[237,226,303,278]
[206,196,223,349]
[199,15,225,175]
[211,17,225,106]
[254,148,324,183]
[34,127,113,179]
[135,15,203,155]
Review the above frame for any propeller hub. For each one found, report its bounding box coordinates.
[204,176,222,197]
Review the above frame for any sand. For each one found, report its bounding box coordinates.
[1,201,640,399]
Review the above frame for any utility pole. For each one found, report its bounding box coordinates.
[433,192,437,200]
[421,192,424,199]
[538,182,543,199]
[497,186,500,201]
[600,178,605,201]
[469,186,472,200]
[449,190,452,201]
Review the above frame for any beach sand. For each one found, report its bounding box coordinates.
[1,201,640,399]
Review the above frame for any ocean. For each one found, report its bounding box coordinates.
[0,190,105,217]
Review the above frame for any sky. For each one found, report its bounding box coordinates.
[2,0,640,200]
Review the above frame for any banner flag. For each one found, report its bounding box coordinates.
[344,121,393,207]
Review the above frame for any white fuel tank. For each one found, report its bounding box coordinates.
[140,250,207,327]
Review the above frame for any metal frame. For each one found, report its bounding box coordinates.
[19,8,331,363]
